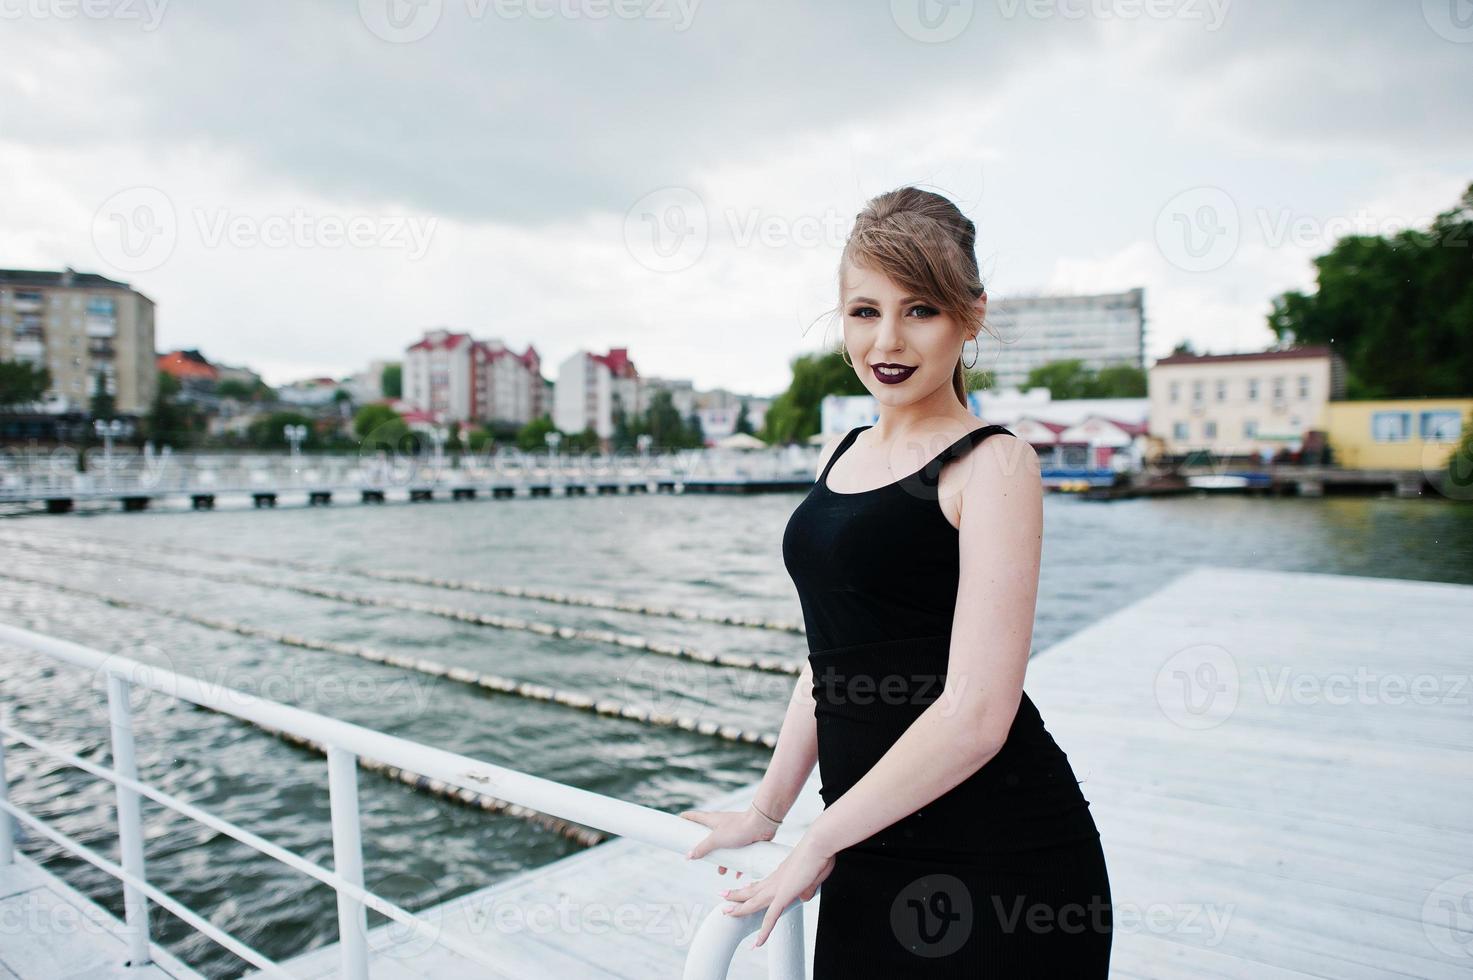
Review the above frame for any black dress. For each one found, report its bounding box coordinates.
[782,423,1112,978]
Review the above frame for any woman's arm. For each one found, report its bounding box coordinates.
[801,435,1043,857]
[750,659,819,822]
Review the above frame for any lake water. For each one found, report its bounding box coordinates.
[2,490,1470,976]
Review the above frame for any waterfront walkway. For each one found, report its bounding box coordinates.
[4,565,1470,977]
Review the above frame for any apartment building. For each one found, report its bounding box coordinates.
[1148,345,1347,456]
[553,347,640,439]
[0,267,157,415]
[403,328,543,425]
[985,287,1146,389]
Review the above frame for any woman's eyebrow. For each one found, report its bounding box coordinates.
[847,295,928,305]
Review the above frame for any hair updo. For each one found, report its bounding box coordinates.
[837,187,990,407]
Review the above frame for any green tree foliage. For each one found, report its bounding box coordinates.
[249,410,316,449]
[734,399,753,435]
[1022,359,1146,399]
[1268,182,1473,399]
[215,377,258,401]
[516,414,557,452]
[0,360,51,409]
[353,402,409,452]
[1447,409,1473,499]
[763,350,868,445]
[381,363,402,398]
[142,371,206,447]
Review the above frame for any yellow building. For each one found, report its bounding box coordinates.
[1324,398,1471,470]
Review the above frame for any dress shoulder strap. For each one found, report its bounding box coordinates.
[912,424,1015,488]
[817,425,868,484]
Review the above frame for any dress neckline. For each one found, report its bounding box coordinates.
[819,423,1009,497]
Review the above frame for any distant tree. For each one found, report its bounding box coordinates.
[215,378,255,400]
[645,389,690,449]
[142,370,205,447]
[734,400,753,435]
[1170,340,1196,357]
[0,360,51,410]
[88,371,116,420]
[1093,364,1148,397]
[516,414,557,452]
[381,363,403,398]
[353,403,411,457]
[686,410,706,447]
[1022,359,1145,399]
[249,410,316,449]
[1268,181,1473,398]
[1446,409,1473,499]
[764,350,867,445]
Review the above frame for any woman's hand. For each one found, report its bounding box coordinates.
[680,804,780,878]
[718,835,836,949]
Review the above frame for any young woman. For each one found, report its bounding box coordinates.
[681,186,1111,976]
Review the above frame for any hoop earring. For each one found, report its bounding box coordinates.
[839,346,853,368]
[963,341,978,370]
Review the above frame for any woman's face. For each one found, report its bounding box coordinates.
[840,261,982,405]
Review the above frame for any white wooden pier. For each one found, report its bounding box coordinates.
[3,565,1470,977]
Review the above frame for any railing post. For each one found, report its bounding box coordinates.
[682,896,806,980]
[0,718,13,866]
[106,673,153,967]
[327,745,369,980]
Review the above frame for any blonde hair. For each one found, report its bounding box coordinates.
[836,187,990,407]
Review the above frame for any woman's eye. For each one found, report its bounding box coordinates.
[909,305,939,318]
[849,307,877,318]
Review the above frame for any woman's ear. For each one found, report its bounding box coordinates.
[973,290,987,322]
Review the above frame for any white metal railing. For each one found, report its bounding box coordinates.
[0,446,820,502]
[0,621,806,979]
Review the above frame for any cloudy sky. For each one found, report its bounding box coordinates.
[2,0,1469,393]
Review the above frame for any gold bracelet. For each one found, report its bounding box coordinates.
[749,800,782,826]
